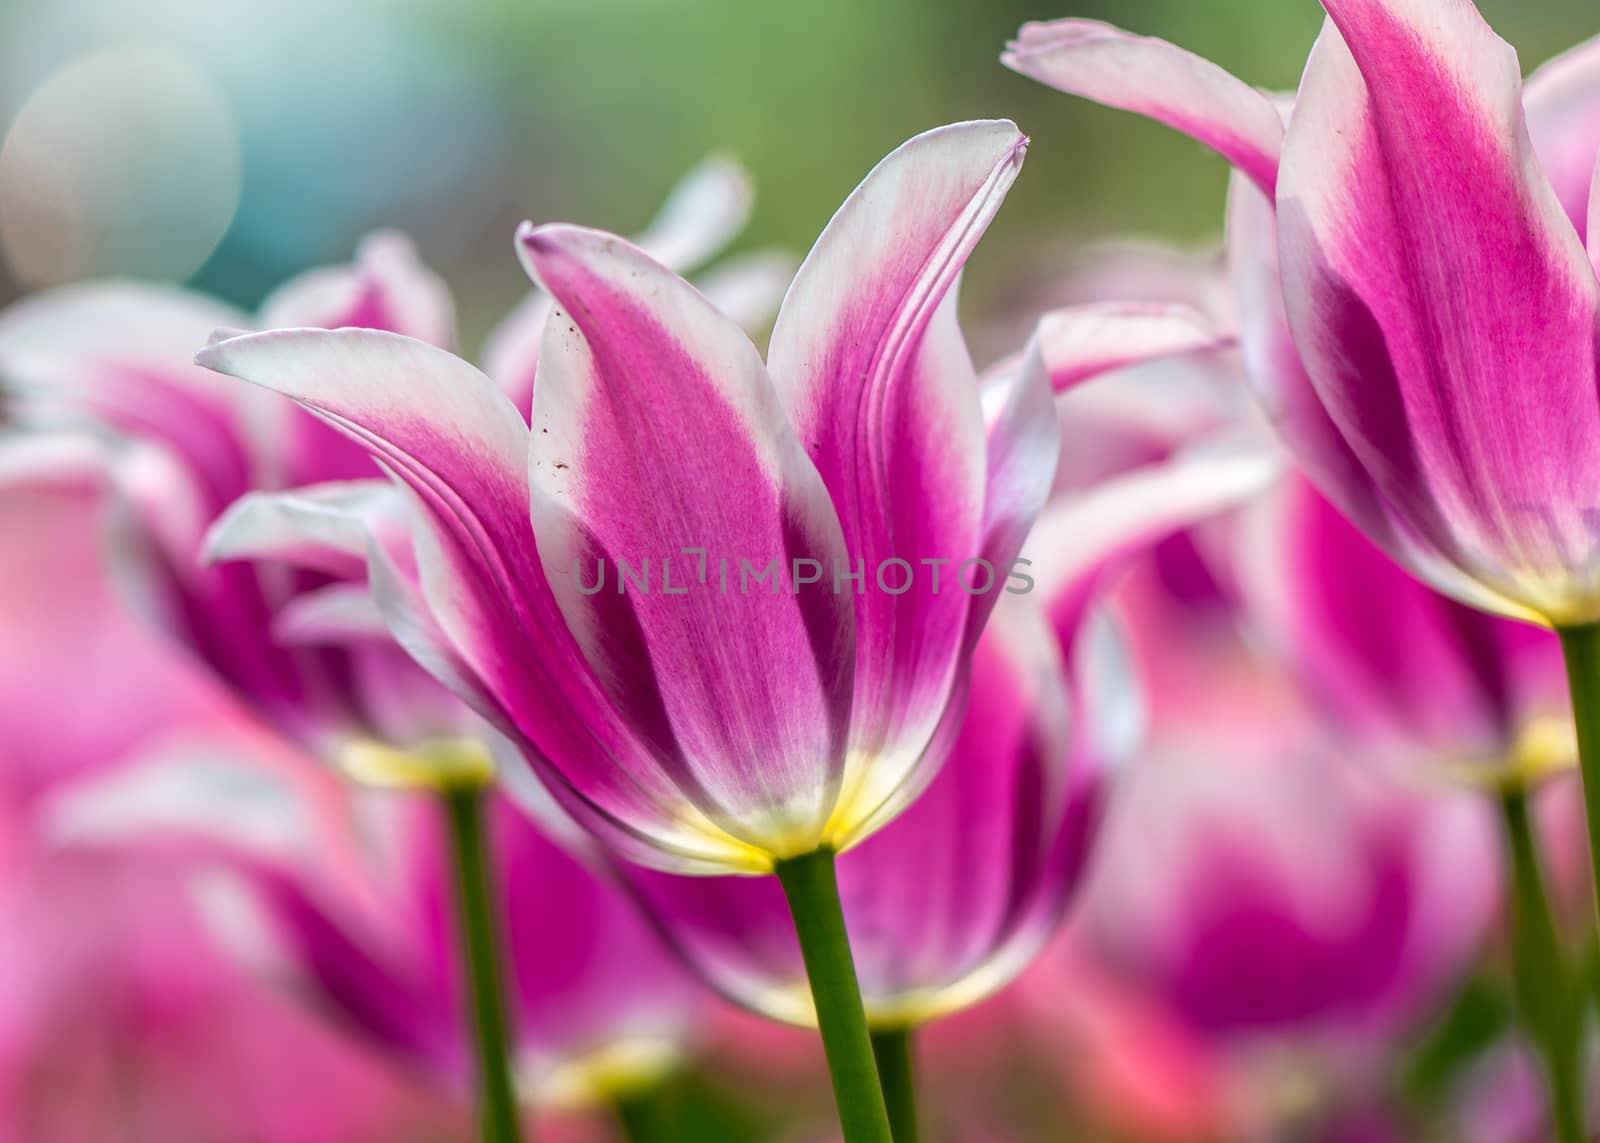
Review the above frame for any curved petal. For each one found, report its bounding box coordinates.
[483,156,755,422]
[766,120,1024,835]
[259,231,457,348]
[0,283,255,506]
[196,329,767,872]
[1278,9,1600,623]
[517,223,855,857]
[1524,33,1600,242]
[629,154,754,275]
[1036,302,1233,395]
[1002,19,1283,197]
[204,481,402,580]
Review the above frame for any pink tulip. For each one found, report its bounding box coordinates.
[194,122,1046,874]
[1235,473,1571,780]
[229,784,709,1112]
[1005,5,1600,627]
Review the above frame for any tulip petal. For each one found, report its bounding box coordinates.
[259,231,457,348]
[518,223,856,856]
[1277,8,1600,621]
[1525,33,1600,241]
[205,481,402,580]
[966,338,1059,652]
[1036,303,1233,395]
[629,154,754,275]
[483,156,755,421]
[196,329,766,870]
[1031,436,1283,643]
[1002,19,1284,197]
[766,120,1023,832]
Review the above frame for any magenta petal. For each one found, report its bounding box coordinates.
[1243,475,1567,768]
[1003,19,1284,197]
[625,595,1117,1027]
[767,121,1024,834]
[195,329,765,871]
[1278,9,1600,622]
[518,224,855,856]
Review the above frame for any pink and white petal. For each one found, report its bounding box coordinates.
[1035,302,1233,394]
[967,338,1059,651]
[631,154,754,274]
[1029,435,1283,645]
[480,290,553,422]
[693,250,797,334]
[481,157,755,423]
[519,223,855,857]
[196,329,754,869]
[1229,178,1547,624]
[1524,33,1600,241]
[1278,9,1600,622]
[273,583,390,646]
[259,231,457,349]
[0,283,257,507]
[766,121,1023,830]
[1002,19,1283,196]
[204,481,402,580]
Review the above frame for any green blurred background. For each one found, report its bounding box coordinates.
[0,0,1592,349]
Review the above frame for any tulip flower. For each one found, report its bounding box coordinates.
[1067,741,1496,1139]
[209,782,709,1125]
[1236,474,1570,787]
[1005,9,1600,1135]
[194,120,1044,1141]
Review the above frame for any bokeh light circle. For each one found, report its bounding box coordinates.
[0,44,241,286]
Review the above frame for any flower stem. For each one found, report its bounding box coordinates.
[775,848,893,1143]
[1498,788,1586,1143]
[443,786,525,1143]
[870,1026,920,1143]
[1560,622,1600,932]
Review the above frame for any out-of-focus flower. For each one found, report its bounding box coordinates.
[224,783,710,1113]
[195,121,1050,875]
[1062,739,1496,1137]
[0,433,441,1142]
[1234,473,1571,786]
[1006,5,1600,628]
[0,157,775,781]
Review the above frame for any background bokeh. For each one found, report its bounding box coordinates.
[0,0,1589,346]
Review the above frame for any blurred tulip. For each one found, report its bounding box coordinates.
[1235,473,1571,785]
[1065,740,1496,1136]
[228,784,709,1117]
[0,156,775,776]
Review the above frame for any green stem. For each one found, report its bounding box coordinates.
[870,1026,920,1143]
[775,849,893,1143]
[1498,788,1586,1143]
[1560,622,1600,934]
[612,1086,664,1143]
[443,786,525,1143]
